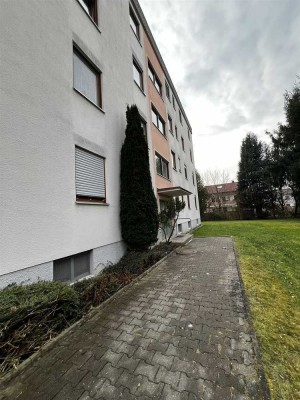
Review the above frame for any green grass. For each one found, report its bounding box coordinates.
[194,219,300,400]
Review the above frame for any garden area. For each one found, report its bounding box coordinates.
[194,219,300,400]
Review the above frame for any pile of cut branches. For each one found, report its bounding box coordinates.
[0,281,81,376]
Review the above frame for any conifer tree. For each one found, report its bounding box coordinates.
[270,81,300,215]
[120,105,159,249]
[237,133,269,218]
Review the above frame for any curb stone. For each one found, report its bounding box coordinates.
[0,243,181,387]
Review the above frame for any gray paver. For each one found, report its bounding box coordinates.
[0,237,267,399]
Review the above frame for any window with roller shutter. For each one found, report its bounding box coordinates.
[75,146,106,203]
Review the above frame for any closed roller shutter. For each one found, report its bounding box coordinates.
[75,146,105,199]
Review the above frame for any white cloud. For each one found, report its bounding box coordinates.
[139,0,300,179]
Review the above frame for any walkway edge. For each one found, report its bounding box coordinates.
[0,244,180,387]
[232,239,271,400]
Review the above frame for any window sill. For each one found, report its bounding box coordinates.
[134,81,146,96]
[74,88,105,114]
[76,201,109,206]
[173,168,177,171]
[76,0,102,34]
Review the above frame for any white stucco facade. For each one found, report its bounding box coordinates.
[0,0,200,288]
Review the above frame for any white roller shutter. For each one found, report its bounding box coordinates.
[75,147,105,199]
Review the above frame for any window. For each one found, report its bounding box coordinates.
[181,136,185,151]
[130,7,140,39]
[172,95,176,110]
[168,115,173,134]
[171,151,176,170]
[73,47,102,108]
[54,250,90,283]
[78,0,98,24]
[188,130,191,141]
[190,149,193,163]
[179,109,182,124]
[192,172,195,186]
[195,195,198,209]
[75,146,106,202]
[184,164,188,180]
[188,221,191,229]
[151,106,165,135]
[141,119,147,143]
[133,58,143,90]
[148,62,162,95]
[178,223,182,233]
[165,81,170,100]
[178,156,181,172]
[155,153,169,179]
[187,195,191,209]
[175,126,178,140]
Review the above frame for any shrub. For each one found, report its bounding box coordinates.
[0,281,81,375]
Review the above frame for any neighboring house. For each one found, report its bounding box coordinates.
[282,187,296,210]
[0,0,200,288]
[206,181,238,213]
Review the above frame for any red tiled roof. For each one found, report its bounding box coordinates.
[206,181,238,194]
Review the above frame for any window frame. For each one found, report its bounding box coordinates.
[141,118,148,143]
[132,58,144,91]
[179,109,182,124]
[172,95,176,110]
[75,146,106,204]
[175,126,178,140]
[73,45,102,109]
[181,136,185,152]
[151,106,165,136]
[184,164,188,180]
[178,156,181,173]
[190,149,193,163]
[165,81,170,101]
[187,195,191,209]
[130,7,140,40]
[155,152,169,180]
[53,250,91,283]
[168,115,173,134]
[171,150,177,170]
[148,62,162,95]
[78,0,98,25]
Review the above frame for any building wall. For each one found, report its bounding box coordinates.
[0,0,200,287]
[0,0,132,280]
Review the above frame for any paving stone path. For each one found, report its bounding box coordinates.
[0,237,267,400]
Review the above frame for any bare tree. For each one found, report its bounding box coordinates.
[202,169,231,211]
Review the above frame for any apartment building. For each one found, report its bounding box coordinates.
[0,0,200,288]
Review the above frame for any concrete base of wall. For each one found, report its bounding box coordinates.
[0,240,127,290]
[92,240,127,275]
[0,261,54,290]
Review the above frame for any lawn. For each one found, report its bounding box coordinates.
[194,219,300,400]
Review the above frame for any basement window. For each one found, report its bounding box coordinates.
[53,251,91,283]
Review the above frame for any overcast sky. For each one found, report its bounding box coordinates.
[139,0,300,181]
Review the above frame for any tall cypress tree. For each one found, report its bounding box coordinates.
[237,133,269,218]
[120,105,159,249]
